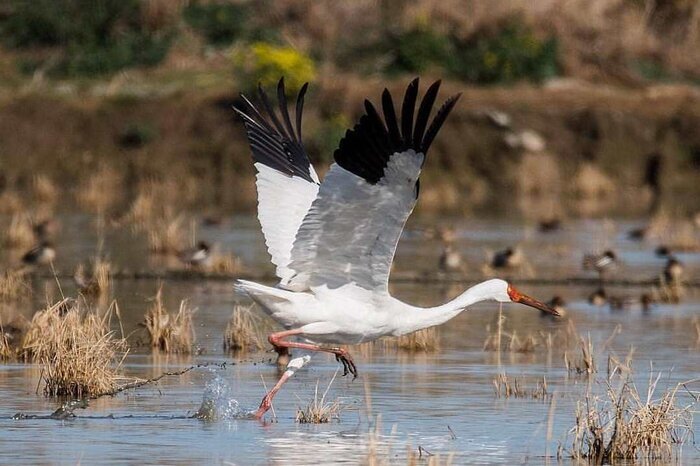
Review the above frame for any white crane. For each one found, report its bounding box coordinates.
[234,78,558,419]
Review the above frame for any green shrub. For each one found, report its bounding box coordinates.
[0,0,173,77]
[385,26,453,74]
[448,18,560,84]
[183,1,249,46]
[232,42,316,95]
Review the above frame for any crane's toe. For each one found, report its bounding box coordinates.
[334,349,358,380]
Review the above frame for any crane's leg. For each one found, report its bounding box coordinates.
[267,328,357,378]
[254,355,310,420]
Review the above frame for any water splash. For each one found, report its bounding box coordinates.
[193,372,245,421]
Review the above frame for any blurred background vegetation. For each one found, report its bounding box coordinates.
[0,0,699,218]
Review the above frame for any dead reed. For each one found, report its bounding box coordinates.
[22,298,128,398]
[0,329,13,360]
[652,276,684,304]
[493,372,551,400]
[645,211,700,252]
[0,269,30,301]
[383,327,440,352]
[144,286,195,353]
[209,253,243,274]
[75,165,122,214]
[32,174,59,205]
[0,191,24,214]
[483,316,580,354]
[148,216,187,254]
[74,258,111,297]
[564,333,596,375]
[2,214,35,248]
[566,375,696,463]
[295,371,342,424]
[223,304,269,352]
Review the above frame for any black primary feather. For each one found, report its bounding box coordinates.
[334,78,461,185]
[234,78,316,183]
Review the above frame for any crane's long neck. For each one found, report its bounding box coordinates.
[395,280,505,335]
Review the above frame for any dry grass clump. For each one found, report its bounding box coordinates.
[144,286,195,353]
[493,372,550,400]
[383,327,440,352]
[223,305,269,352]
[0,191,24,214]
[0,329,13,360]
[22,298,128,398]
[0,269,30,301]
[74,258,111,297]
[32,174,59,205]
[2,214,35,248]
[75,165,122,214]
[148,216,187,254]
[564,333,597,375]
[644,211,700,252]
[566,376,696,463]
[295,373,341,424]
[209,253,243,274]
[652,277,684,304]
[483,313,579,354]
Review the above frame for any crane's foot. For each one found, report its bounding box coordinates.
[332,348,357,379]
[253,393,272,420]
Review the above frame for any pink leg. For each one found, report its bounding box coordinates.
[253,330,357,420]
[254,370,294,419]
[268,328,357,378]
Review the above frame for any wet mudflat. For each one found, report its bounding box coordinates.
[0,214,698,465]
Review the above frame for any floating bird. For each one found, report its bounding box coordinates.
[178,241,212,268]
[491,247,524,269]
[538,218,562,233]
[640,293,655,312]
[582,250,617,283]
[438,243,463,273]
[234,78,558,419]
[545,296,567,318]
[588,287,607,306]
[32,218,59,241]
[627,227,647,241]
[21,241,55,265]
[655,245,671,257]
[663,257,683,283]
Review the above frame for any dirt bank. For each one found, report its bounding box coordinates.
[1,78,699,218]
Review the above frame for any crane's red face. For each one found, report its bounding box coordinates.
[507,284,560,316]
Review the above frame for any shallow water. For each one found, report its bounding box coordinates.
[0,214,699,464]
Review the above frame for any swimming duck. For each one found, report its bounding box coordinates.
[178,241,211,268]
[21,241,56,265]
[491,247,524,269]
[438,244,463,272]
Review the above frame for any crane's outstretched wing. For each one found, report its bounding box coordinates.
[235,79,320,285]
[287,79,461,293]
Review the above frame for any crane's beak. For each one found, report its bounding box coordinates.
[507,285,560,317]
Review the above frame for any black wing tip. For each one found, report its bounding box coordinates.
[334,78,461,184]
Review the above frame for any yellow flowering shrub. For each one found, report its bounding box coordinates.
[233,42,316,94]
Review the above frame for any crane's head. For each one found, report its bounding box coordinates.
[488,279,560,316]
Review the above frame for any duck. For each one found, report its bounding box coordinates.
[655,245,671,257]
[438,244,463,272]
[640,293,655,312]
[178,241,211,268]
[582,250,617,283]
[32,219,59,241]
[545,296,567,318]
[491,247,524,269]
[588,287,607,306]
[21,241,56,265]
[663,257,683,283]
[538,218,562,233]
